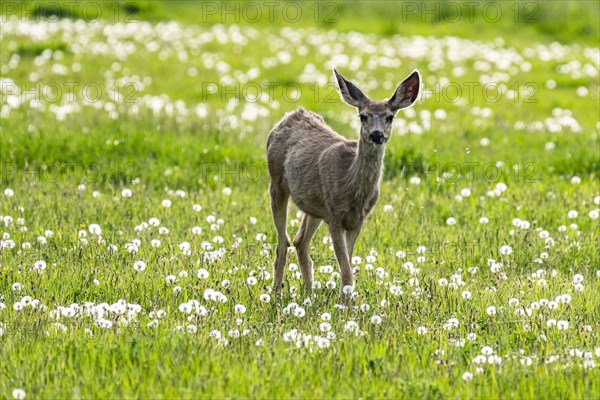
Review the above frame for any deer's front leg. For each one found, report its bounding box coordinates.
[345,226,362,262]
[328,223,353,298]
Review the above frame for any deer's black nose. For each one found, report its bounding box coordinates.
[369,131,385,145]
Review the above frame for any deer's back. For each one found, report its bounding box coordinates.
[267,107,349,218]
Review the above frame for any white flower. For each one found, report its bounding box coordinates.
[12,389,26,399]
[197,269,209,279]
[370,315,382,325]
[88,224,102,235]
[383,204,394,212]
[479,217,489,224]
[133,261,146,272]
[462,371,473,381]
[320,322,332,332]
[222,187,232,195]
[390,285,403,296]
[4,188,14,197]
[259,294,271,303]
[148,217,160,226]
[557,320,569,330]
[234,304,246,314]
[294,307,306,318]
[567,210,578,219]
[486,306,497,315]
[500,245,512,255]
[481,346,494,355]
[33,260,47,273]
[446,217,456,226]
[409,176,421,185]
[161,199,172,208]
[121,188,132,197]
[520,356,533,366]
[417,326,427,335]
[462,290,472,300]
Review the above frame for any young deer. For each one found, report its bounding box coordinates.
[267,68,421,298]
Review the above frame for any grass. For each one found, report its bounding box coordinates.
[1,1,599,398]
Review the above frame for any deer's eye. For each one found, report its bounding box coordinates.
[386,116,394,124]
[359,115,368,123]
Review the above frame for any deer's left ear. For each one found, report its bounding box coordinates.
[387,70,421,113]
[333,67,370,109]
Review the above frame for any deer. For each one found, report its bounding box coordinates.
[266,67,421,300]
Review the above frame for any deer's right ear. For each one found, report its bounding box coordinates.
[333,67,369,109]
[387,70,421,113]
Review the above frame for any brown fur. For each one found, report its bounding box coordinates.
[267,68,421,299]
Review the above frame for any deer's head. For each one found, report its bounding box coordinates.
[333,68,421,147]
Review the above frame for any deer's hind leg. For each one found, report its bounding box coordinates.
[293,213,322,287]
[270,181,291,292]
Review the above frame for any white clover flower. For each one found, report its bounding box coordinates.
[462,290,472,300]
[121,188,132,197]
[417,326,427,335]
[462,371,473,381]
[12,389,26,399]
[446,217,456,226]
[370,315,382,325]
[383,204,394,212]
[467,333,477,341]
[481,346,494,355]
[479,217,489,224]
[567,210,578,219]
[222,187,232,195]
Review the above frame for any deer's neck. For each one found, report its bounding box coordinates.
[348,139,384,204]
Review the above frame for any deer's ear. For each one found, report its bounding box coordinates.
[387,70,421,113]
[333,67,369,109]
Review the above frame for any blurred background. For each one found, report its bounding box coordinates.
[1,1,598,187]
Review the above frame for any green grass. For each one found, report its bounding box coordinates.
[1,1,599,398]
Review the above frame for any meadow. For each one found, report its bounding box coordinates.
[0,1,599,398]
